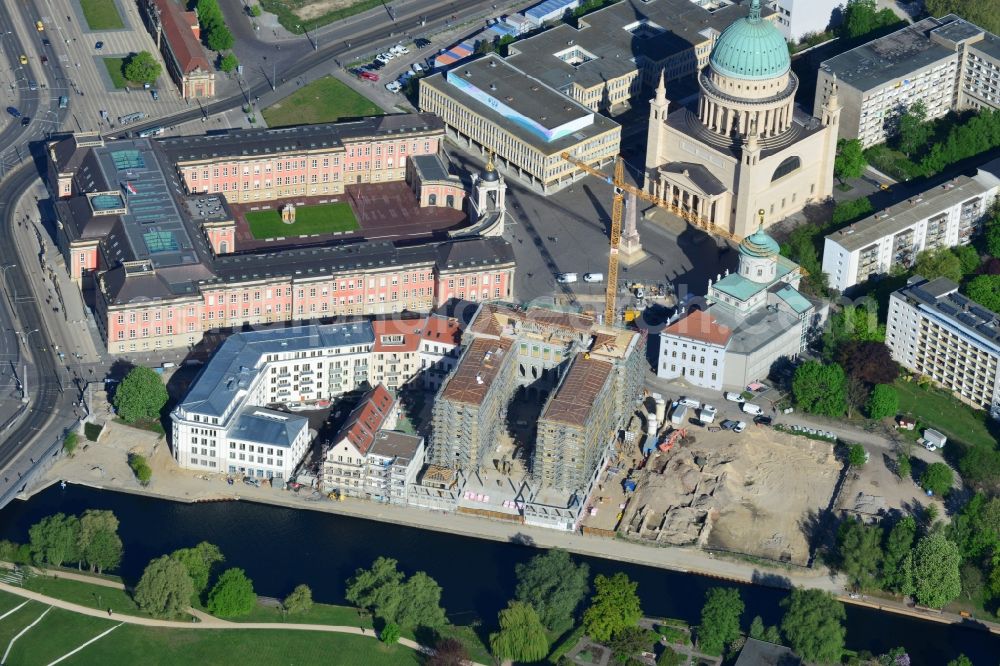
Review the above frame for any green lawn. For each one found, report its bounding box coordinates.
[21,575,166,619]
[245,203,360,239]
[81,0,125,30]
[114,417,166,436]
[7,606,118,666]
[894,379,996,449]
[102,58,128,89]
[261,76,382,127]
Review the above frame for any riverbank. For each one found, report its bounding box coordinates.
[22,446,1000,639]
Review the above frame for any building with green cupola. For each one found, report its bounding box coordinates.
[644,0,841,239]
[657,219,825,391]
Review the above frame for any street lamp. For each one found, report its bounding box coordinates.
[1,263,17,316]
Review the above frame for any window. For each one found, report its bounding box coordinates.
[771,156,801,182]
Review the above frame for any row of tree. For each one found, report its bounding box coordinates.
[193,0,239,73]
[24,510,123,574]
[836,493,1000,612]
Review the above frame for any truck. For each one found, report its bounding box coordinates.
[670,404,688,426]
[741,402,764,416]
[698,405,717,425]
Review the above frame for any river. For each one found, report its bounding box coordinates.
[0,485,996,664]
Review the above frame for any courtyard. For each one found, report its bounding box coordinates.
[244,202,360,239]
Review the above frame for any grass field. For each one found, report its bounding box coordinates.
[81,0,125,30]
[894,379,996,449]
[22,576,162,618]
[259,0,383,34]
[245,203,360,239]
[102,58,128,89]
[261,76,382,127]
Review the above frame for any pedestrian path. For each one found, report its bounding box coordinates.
[0,580,487,664]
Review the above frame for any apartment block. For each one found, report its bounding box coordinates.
[816,15,1000,148]
[823,159,1000,293]
[429,304,644,493]
[363,432,426,505]
[322,384,398,497]
[886,276,1000,417]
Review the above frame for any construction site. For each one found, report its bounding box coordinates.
[579,397,843,566]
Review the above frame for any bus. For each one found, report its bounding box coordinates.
[137,126,164,138]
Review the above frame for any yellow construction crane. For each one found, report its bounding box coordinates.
[560,152,744,323]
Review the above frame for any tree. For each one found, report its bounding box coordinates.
[113,366,168,423]
[489,601,549,663]
[171,542,224,598]
[28,513,80,567]
[583,573,642,643]
[515,548,590,633]
[837,341,899,386]
[63,431,78,455]
[946,655,974,666]
[960,563,984,602]
[927,0,1000,34]
[345,556,404,621]
[837,518,883,590]
[866,384,899,420]
[881,516,916,594]
[380,622,400,644]
[697,587,744,656]
[896,453,912,482]
[129,454,152,485]
[953,245,981,275]
[78,510,122,574]
[840,0,901,39]
[206,25,235,52]
[284,584,313,614]
[913,532,962,608]
[792,361,848,417]
[966,274,1000,313]
[921,462,954,496]
[134,555,195,618]
[780,589,846,664]
[219,53,239,73]
[834,139,867,183]
[207,567,256,617]
[427,637,470,666]
[123,51,162,86]
[914,248,963,283]
[395,571,447,629]
[948,493,1000,560]
[832,196,875,225]
[608,626,655,663]
[749,615,765,640]
[823,301,885,360]
[250,4,262,17]
[897,102,931,157]
[847,444,868,468]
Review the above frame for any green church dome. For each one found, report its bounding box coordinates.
[739,224,780,258]
[709,0,790,81]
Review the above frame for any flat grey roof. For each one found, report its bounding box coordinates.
[896,276,1000,350]
[971,30,1000,62]
[714,305,800,356]
[229,407,309,448]
[158,113,444,164]
[410,153,452,182]
[368,431,423,461]
[826,162,1000,252]
[178,321,376,418]
[505,0,762,91]
[820,16,959,92]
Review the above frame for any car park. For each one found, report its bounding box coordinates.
[6,107,20,118]
[733,421,747,433]
[556,272,578,284]
[360,71,379,82]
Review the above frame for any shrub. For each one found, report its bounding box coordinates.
[921,462,954,496]
[128,454,152,485]
[63,432,79,455]
[380,622,400,644]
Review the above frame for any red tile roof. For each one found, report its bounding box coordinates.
[663,309,732,347]
[371,318,425,352]
[337,384,395,455]
[420,315,461,346]
[151,0,212,75]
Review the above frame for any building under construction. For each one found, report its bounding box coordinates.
[429,304,645,494]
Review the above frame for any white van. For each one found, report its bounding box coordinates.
[583,272,604,283]
[741,402,764,416]
[556,273,578,284]
[723,391,742,402]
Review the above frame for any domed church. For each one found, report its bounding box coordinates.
[644,0,841,238]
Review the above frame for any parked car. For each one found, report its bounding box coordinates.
[733,421,747,433]
[414,37,431,48]
[151,89,159,100]
[741,402,763,415]
[368,60,384,69]
[411,62,425,75]
[678,397,701,409]
[583,272,604,283]
[723,391,742,402]
[556,272,578,284]
[753,415,773,426]
[359,70,379,82]
[720,419,739,430]
[94,41,104,50]
[385,81,402,93]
